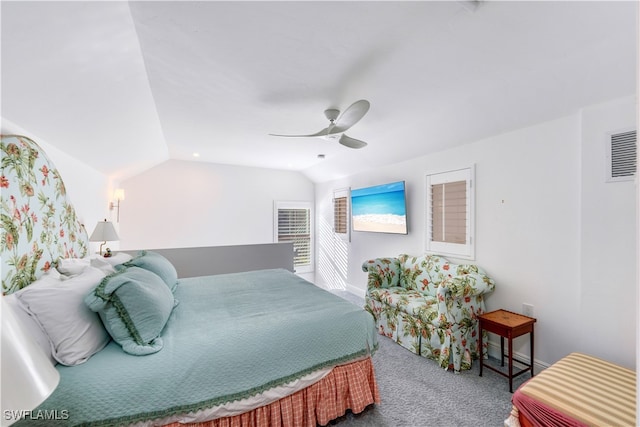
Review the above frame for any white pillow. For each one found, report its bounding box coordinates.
[100,252,132,267]
[57,257,116,277]
[56,257,90,276]
[90,257,117,275]
[3,293,57,366]
[15,266,110,366]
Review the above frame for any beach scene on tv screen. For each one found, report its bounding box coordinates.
[351,181,407,234]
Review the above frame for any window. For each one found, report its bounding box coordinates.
[274,201,313,273]
[333,188,350,240]
[425,165,475,260]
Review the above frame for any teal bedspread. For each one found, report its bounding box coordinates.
[20,269,377,426]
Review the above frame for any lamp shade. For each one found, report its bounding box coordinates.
[1,298,60,426]
[113,189,125,201]
[89,220,119,242]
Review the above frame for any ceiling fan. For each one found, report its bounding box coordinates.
[269,99,370,149]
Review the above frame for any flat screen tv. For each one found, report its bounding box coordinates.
[351,181,408,234]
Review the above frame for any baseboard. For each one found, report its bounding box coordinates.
[344,283,366,299]
[486,341,549,373]
[314,281,365,300]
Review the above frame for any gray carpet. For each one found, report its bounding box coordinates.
[329,290,530,427]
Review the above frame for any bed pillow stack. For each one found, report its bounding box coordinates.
[10,263,112,366]
[85,251,179,356]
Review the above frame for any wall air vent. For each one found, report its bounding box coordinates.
[606,129,636,182]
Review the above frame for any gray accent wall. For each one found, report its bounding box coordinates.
[123,242,294,278]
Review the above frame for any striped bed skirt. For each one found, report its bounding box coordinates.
[162,357,380,427]
[506,352,636,427]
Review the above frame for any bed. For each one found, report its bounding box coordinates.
[0,134,380,426]
[505,352,636,427]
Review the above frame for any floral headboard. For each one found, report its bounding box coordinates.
[1,135,88,295]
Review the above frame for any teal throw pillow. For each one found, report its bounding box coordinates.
[121,250,179,292]
[85,266,177,355]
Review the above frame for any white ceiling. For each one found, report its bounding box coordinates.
[1,1,637,183]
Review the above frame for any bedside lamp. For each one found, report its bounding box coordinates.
[89,219,119,256]
[1,298,60,426]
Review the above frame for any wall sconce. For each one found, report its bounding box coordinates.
[109,188,125,222]
[89,219,120,256]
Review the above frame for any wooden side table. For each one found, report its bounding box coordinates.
[478,309,536,392]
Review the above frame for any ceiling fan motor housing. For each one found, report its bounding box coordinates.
[324,108,340,122]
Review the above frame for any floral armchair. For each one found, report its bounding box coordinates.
[363,254,495,372]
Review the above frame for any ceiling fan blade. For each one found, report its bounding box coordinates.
[331,99,370,134]
[339,134,367,149]
[269,127,330,138]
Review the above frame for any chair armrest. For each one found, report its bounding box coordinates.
[362,258,401,289]
[434,273,495,326]
[440,273,495,298]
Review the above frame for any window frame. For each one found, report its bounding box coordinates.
[273,200,313,274]
[424,165,475,260]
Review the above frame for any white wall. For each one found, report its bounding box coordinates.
[118,159,314,251]
[1,118,111,254]
[314,95,637,369]
[579,97,637,366]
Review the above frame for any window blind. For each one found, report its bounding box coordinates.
[277,208,311,267]
[431,180,467,244]
[333,196,348,234]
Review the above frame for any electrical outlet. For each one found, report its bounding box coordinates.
[522,303,534,317]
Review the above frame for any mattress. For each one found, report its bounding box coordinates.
[511,352,636,427]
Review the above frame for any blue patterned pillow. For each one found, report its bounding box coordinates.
[85,266,177,355]
[120,250,178,292]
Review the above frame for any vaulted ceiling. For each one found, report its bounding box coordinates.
[1,1,637,183]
